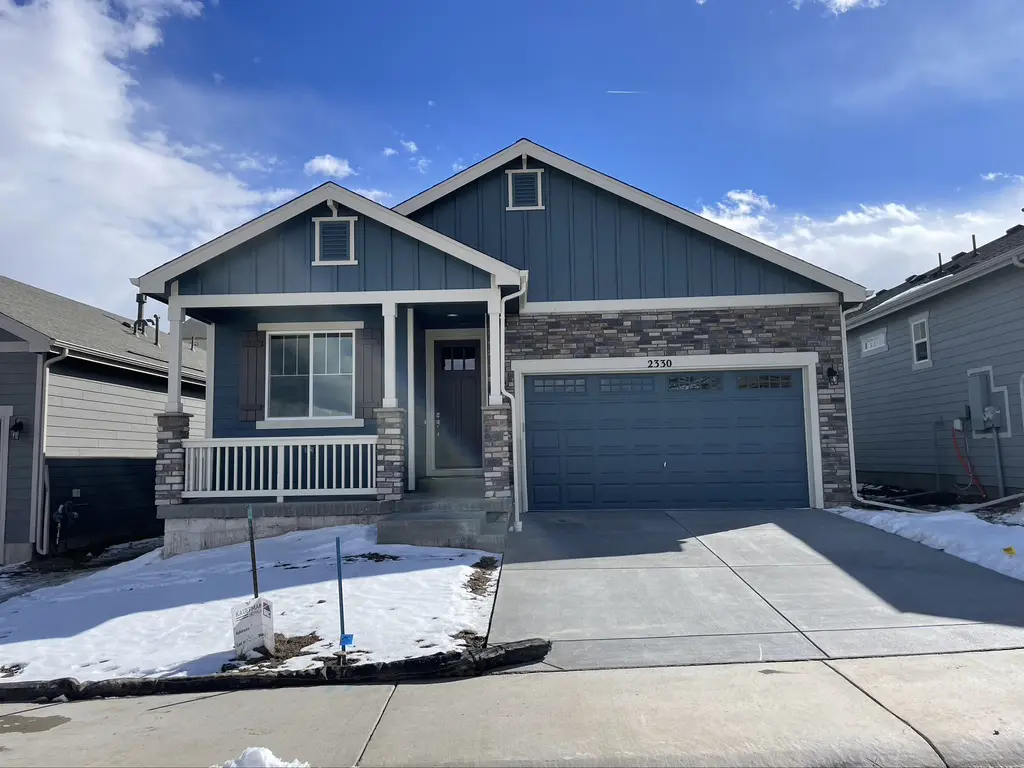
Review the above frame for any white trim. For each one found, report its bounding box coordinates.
[136,182,521,293]
[908,311,932,370]
[968,366,1012,439]
[165,300,184,412]
[848,245,1024,329]
[0,312,51,353]
[425,328,488,476]
[204,324,215,438]
[28,352,44,546]
[264,329,358,421]
[505,168,544,211]
[172,288,496,311]
[0,342,30,353]
[859,328,887,358]
[510,352,825,510]
[487,310,503,405]
[382,304,398,408]
[1019,373,1024,437]
[521,292,839,315]
[406,307,416,492]
[0,405,12,563]
[312,215,358,266]
[258,321,365,332]
[256,417,365,430]
[394,140,867,302]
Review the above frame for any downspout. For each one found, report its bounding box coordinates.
[34,347,68,554]
[499,271,529,532]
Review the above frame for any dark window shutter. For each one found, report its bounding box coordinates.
[320,220,352,262]
[238,331,266,422]
[355,328,383,420]
[511,172,539,208]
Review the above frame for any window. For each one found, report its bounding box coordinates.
[909,313,931,368]
[738,374,793,390]
[669,375,722,392]
[599,377,655,393]
[860,329,887,357]
[532,378,586,394]
[313,217,357,265]
[442,346,477,371]
[267,331,355,419]
[506,169,544,210]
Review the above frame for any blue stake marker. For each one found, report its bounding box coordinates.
[336,536,354,651]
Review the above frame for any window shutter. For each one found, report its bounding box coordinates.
[511,172,539,208]
[238,331,266,422]
[355,328,383,420]
[320,220,352,262]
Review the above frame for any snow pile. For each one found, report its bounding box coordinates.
[217,747,309,768]
[830,507,1024,581]
[0,525,499,682]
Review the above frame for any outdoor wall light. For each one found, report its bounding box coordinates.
[9,419,23,440]
[826,367,840,387]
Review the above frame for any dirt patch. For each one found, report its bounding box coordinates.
[465,556,500,597]
[473,556,499,571]
[271,632,322,661]
[344,552,400,563]
[0,663,25,678]
[452,629,485,651]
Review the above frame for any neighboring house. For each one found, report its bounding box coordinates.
[0,276,205,564]
[846,225,1024,498]
[133,138,867,553]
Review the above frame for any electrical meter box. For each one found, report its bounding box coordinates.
[968,371,1002,430]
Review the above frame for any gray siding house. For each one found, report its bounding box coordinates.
[0,277,205,564]
[134,139,867,554]
[846,225,1024,498]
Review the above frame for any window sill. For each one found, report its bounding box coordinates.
[256,418,365,430]
[911,360,933,371]
[505,206,545,212]
[311,260,359,267]
[860,345,888,358]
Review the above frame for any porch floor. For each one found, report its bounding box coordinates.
[408,476,485,500]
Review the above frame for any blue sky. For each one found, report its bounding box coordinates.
[1,0,1022,314]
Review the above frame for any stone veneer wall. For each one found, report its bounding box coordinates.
[374,407,406,500]
[504,304,852,506]
[482,404,512,498]
[155,412,191,506]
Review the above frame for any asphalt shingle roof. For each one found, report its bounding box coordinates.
[0,275,205,378]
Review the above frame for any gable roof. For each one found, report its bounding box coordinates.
[0,275,205,381]
[847,225,1024,329]
[395,139,867,302]
[135,182,522,295]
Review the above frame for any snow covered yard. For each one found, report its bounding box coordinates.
[0,525,500,682]
[830,506,1024,582]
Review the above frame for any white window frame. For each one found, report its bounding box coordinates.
[908,312,932,370]
[312,216,358,266]
[262,328,360,427]
[859,328,887,358]
[505,169,544,211]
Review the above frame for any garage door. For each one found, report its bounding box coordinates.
[524,369,809,510]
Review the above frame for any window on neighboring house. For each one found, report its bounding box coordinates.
[909,313,931,368]
[860,329,887,357]
[313,217,357,265]
[506,169,544,210]
[267,331,355,418]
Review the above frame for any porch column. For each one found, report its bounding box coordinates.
[165,297,184,412]
[487,297,503,406]
[382,301,398,408]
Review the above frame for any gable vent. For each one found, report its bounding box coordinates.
[506,169,543,210]
[314,217,356,264]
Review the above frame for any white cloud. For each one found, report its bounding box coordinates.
[232,152,278,173]
[792,0,885,11]
[700,180,1024,292]
[427,100,435,107]
[411,157,431,174]
[0,0,291,316]
[303,154,355,178]
[351,188,392,204]
[382,146,398,157]
[982,171,1024,183]
[211,71,223,84]
[451,159,465,172]
[400,139,418,153]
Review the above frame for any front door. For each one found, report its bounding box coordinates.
[433,340,483,470]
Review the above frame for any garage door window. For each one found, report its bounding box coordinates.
[738,373,793,390]
[599,377,655,393]
[669,375,722,392]
[533,378,587,394]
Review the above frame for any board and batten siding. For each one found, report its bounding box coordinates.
[178,201,491,296]
[0,352,40,548]
[849,267,1024,494]
[410,160,829,303]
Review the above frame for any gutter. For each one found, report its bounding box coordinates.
[52,343,205,386]
[34,347,68,555]
[499,271,529,532]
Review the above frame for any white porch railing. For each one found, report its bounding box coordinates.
[182,436,378,500]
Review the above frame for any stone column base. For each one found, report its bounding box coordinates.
[374,407,406,501]
[156,412,192,506]
[482,404,512,499]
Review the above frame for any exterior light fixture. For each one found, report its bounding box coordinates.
[446,313,458,318]
[826,367,840,387]
[9,419,23,440]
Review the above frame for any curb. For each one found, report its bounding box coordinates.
[0,639,551,703]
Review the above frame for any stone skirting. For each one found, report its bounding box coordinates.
[482,405,512,499]
[374,407,406,500]
[505,304,852,506]
[155,412,192,506]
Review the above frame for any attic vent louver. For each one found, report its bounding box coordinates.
[506,168,543,210]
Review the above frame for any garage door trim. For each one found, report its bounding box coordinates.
[510,352,824,512]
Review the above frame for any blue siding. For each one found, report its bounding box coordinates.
[411,160,827,302]
[180,202,491,295]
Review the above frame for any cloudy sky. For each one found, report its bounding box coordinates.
[1,0,1022,315]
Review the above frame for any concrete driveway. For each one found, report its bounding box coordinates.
[489,508,1024,670]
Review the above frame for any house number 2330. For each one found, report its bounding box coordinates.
[647,359,673,368]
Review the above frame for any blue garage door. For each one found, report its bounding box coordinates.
[524,370,809,510]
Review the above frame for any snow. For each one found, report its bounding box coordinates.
[0,525,499,682]
[830,506,1024,581]
[218,747,309,767]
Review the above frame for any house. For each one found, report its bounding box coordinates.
[0,276,206,564]
[133,139,867,555]
[846,225,1024,499]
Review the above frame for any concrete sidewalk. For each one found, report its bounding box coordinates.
[2,650,1024,766]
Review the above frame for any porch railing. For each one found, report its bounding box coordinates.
[182,436,378,500]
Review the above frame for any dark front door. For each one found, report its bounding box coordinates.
[434,340,483,470]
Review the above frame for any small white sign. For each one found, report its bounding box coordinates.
[232,597,275,658]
